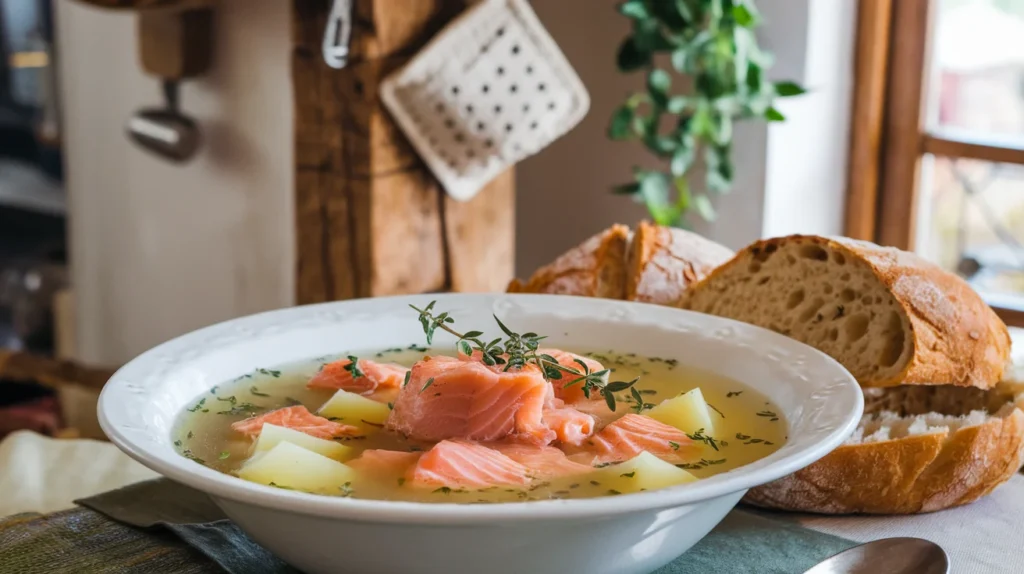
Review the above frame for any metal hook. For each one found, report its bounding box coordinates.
[323,0,353,69]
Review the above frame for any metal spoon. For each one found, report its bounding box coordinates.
[803,538,949,574]
[127,80,201,162]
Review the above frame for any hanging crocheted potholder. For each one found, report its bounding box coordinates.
[380,0,590,201]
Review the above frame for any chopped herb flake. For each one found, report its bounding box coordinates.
[182,450,206,465]
[219,451,231,460]
[343,356,365,379]
[726,391,744,398]
[186,398,207,412]
[707,403,725,418]
[686,428,721,451]
[620,472,636,478]
[250,386,270,397]
[173,440,182,447]
[668,441,680,451]
[339,482,353,497]
[420,377,435,393]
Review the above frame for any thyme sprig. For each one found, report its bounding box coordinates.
[410,301,643,411]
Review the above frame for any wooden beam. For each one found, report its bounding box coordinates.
[292,0,514,303]
[922,132,1024,166]
[877,0,933,250]
[844,0,893,241]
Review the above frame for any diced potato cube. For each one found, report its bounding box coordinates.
[590,452,698,494]
[253,423,353,461]
[318,389,391,429]
[646,387,715,435]
[238,441,356,494]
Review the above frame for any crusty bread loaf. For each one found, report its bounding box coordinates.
[625,221,735,306]
[509,222,732,304]
[744,382,1024,514]
[507,225,630,298]
[683,235,1011,389]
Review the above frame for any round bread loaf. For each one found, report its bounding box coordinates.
[683,234,1020,513]
[508,222,733,305]
[743,382,1024,514]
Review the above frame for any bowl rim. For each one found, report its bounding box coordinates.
[99,293,864,524]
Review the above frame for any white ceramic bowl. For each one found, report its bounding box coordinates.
[99,294,863,574]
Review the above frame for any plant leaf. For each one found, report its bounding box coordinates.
[618,0,650,20]
[674,0,693,22]
[765,107,786,122]
[667,96,689,114]
[732,4,756,26]
[493,315,515,337]
[647,69,671,95]
[608,105,635,140]
[694,194,717,221]
[616,38,651,72]
[745,62,762,92]
[604,389,618,412]
[671,144,694,177]
[774,81,806,97]
[671,48,689,73]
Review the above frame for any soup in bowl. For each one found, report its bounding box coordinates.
[99,294,862,574]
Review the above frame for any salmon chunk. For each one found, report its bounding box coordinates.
[387,356,555,445]
[577,414,698,465]
[230,405,360,440]
[539,349,608,404]
[348,449,422,477]
[307,358,409,395]
[542,403,595,446]
[408,440,531,488]
[488,443,592,478]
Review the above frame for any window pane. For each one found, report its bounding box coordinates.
[916,156,1024,304]
[930,0,1024,139]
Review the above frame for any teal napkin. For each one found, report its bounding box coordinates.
[75,479,856,574]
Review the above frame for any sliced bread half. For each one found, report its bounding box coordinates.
[625,221,735,306]
[683,235,1011,389]
[507,224,631,298]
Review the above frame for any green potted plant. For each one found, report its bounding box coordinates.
[609,0,806,227]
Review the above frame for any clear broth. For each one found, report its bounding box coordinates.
[174,347,787,503]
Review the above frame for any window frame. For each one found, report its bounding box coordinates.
[846,0,1024,326]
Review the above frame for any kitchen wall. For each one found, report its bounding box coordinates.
[56,0,294,366]
[518,0,856,272]
[55,0,852,365]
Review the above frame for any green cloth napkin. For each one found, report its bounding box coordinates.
[0,479,856,574]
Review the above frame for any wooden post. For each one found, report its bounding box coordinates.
[292,0,515,303]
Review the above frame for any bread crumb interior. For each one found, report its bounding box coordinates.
[845,381,1024,445]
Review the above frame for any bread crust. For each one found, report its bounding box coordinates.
[506,225,630,298]
[685,235,1011,389]
[743,399,1024,514]
[625,221,734,306]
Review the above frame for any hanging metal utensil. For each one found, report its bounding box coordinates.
[323,0,353,69]
[127,80,200,162]
[126,5,212,162]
